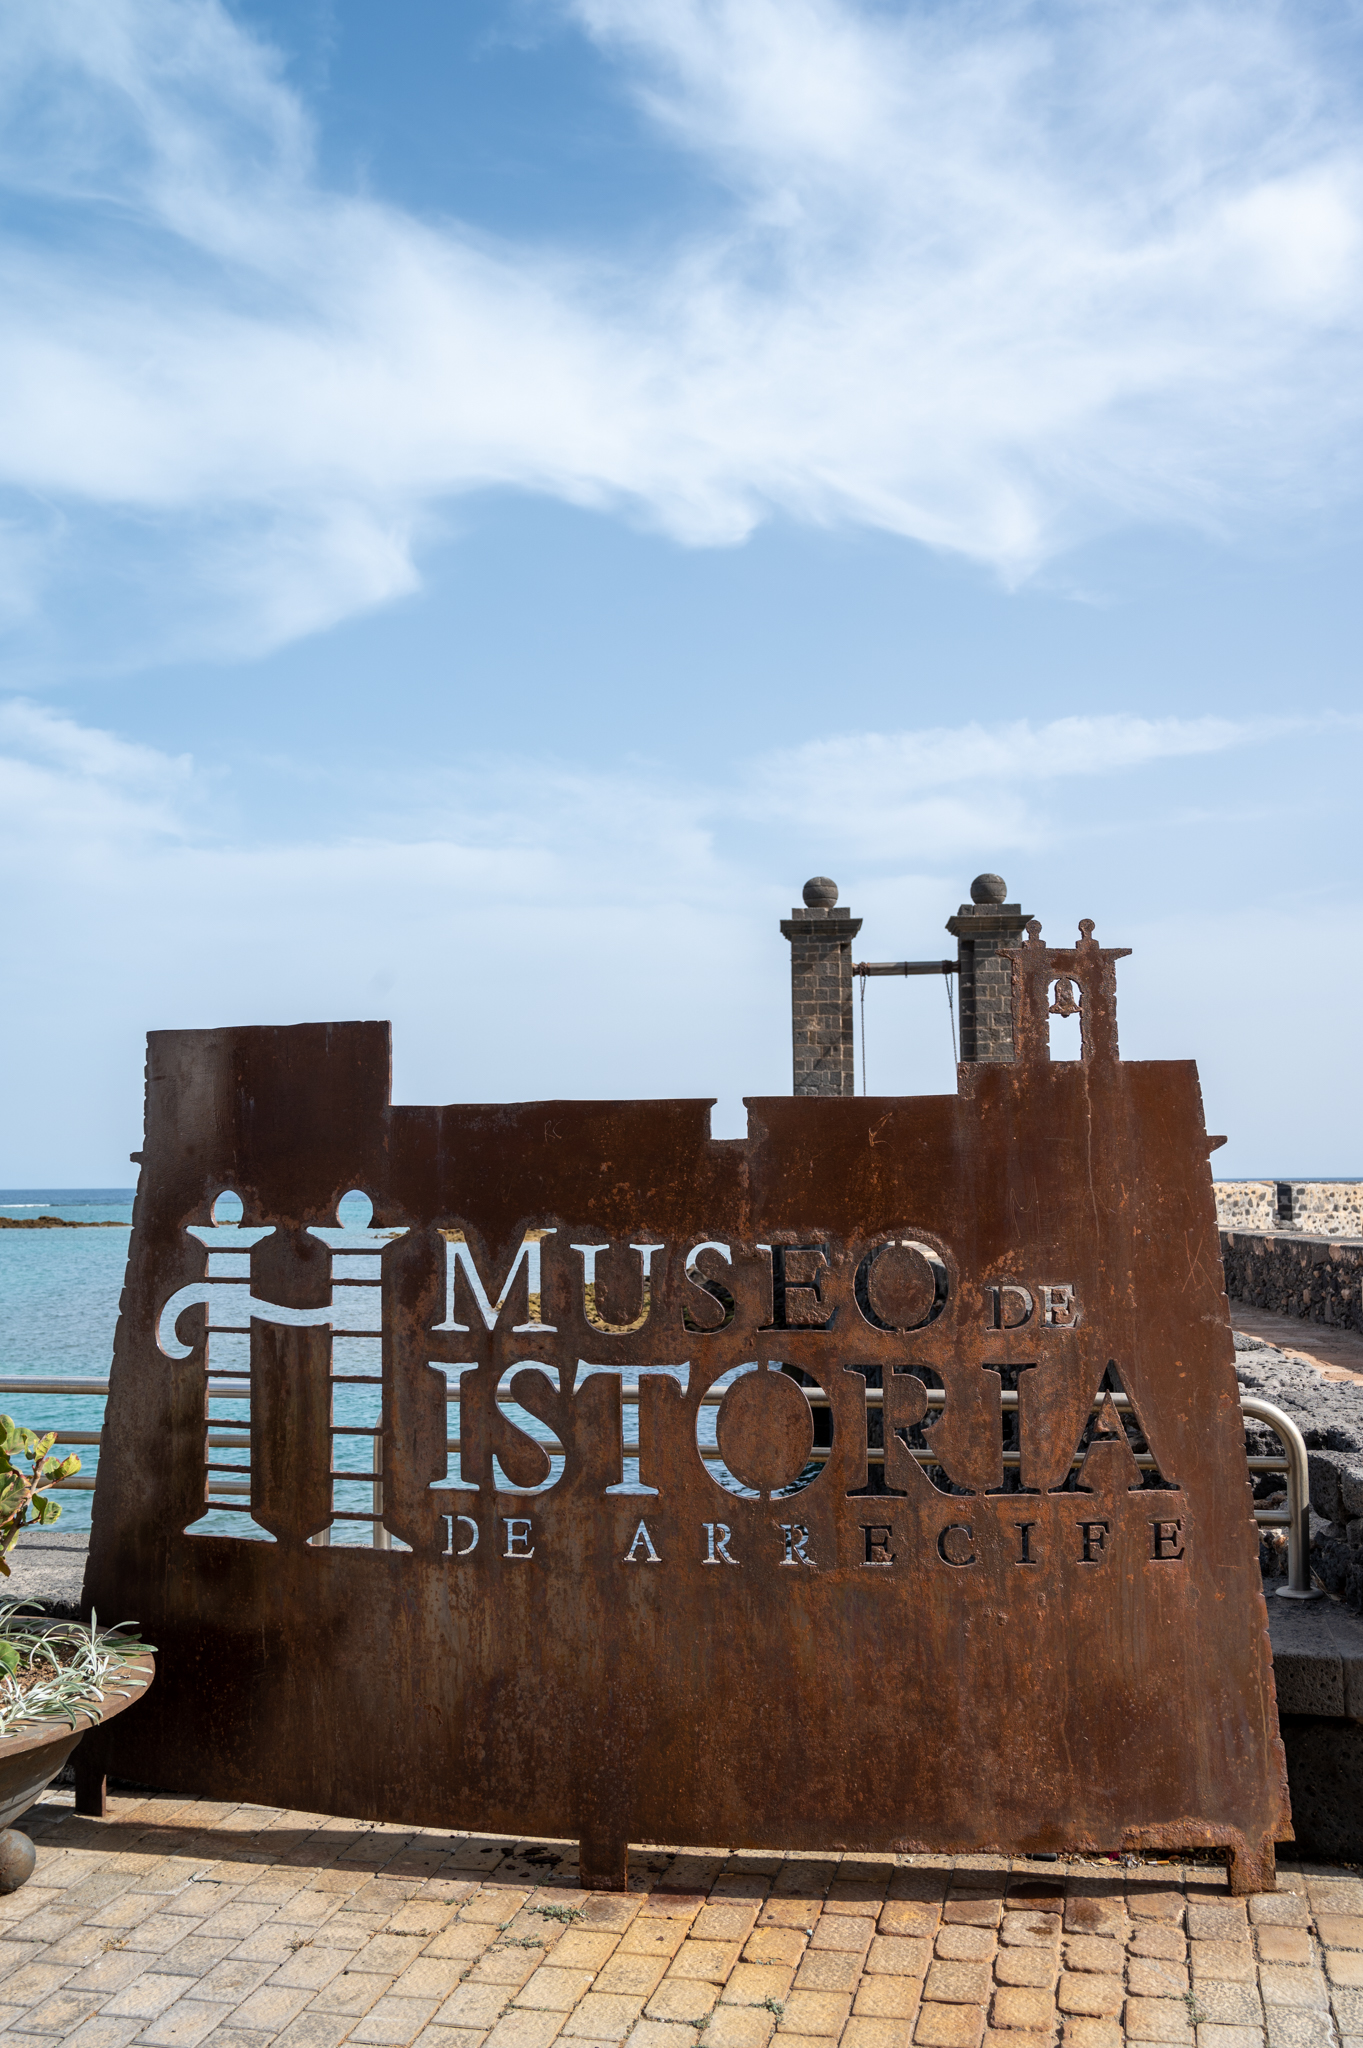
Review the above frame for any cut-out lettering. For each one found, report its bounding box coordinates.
[759,1244,835,1330]
[491,1364,565,1496]
[988,1284,1034,1330]
[1014,1520,1038,1564]
[682,1241,736,1333]
[779,1523,813,1566]
[503,1517,534,1558]
[862,1523,895,1565]
[703,1521,738,1564]
[1041,1285,1077,1327]
[984,1361,1040,1495]
[434,1228,556,1334]
[445,1514,478,1556]
[1151,1518,1185,1560]
[429,1364,480,1494]
[623,1520,661,1563]
[937,1523,976,1566]
[574,1361,689,1495]
[854,1240,949,1332]
[1077,1519,1110,1563]
[572,1242,664,1335]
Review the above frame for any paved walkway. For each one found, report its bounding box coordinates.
[1232,1308,1363,1386]
[2,1792,1360,2048]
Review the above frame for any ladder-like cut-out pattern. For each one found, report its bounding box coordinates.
[164,1188,407,1543]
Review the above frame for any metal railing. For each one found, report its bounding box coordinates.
[0,1376,1320,1596]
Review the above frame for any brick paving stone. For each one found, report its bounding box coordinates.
[468,1951,541,1990]
[1328,1952,1363,1986]
[869,1940,933,1978]
[484,2012,565,2048]
[843,2021,915,2048]
[1188,1945,1254,1985]
[666,1942,742,1983]
[1063,1903,1126,1942]
[994,1950,1057,1990]
[925,1965,993,2007]
[271,1946,352,1991]
[100,1970,194,2019]
[273,2014,366,2048]
[779,1990,854,2036]
[1064,1941,1124,1977]
[1127,1928,1184,1964]
[518,1971,598,2013]
[746,1930,807,1966]
[854,1977,923,2019]
[312,1973,401,2019]
[1126,1961,1188,2000]
[594,1956,670,1999]
[58,2019,146,2048]
[552,1934,623,1971]
[1188,1981,1263,2025]
[427,1924,499,1961]
[810,1918,875,1955]
[10,1985,107,2035]
[559,1991,647,2039]
[943,1904,1003,1932]
[760,1904,822,1934]
[1185,1910,1247,1945]
[1317,1916,1363,1949]
[1263,2013,1336,2048]
[436,1984,509,2029]
[1257,1929,1312,1965]
[625,2023,700,2048]
[346,1993,444,2044]
[1334,1988,1363,2031]
[1122,2001,1193,2045]
[999,1915,1061,1951]
[620,1924,691,1962]
[937,1928,997,1963]
[912,2002,986,2048]
[702,2007,778,2048]
[989,1985,1056,2029]
[1060,2022,1120,2048]
[1057,1978,1123,2020]
[793,1950,862,1993]
[136,1999,235,2047]
[644,1978,718,2022]
[1192,2029,1262,2048]
[1126,1896,1183,1926]
[1249,1898,1310,1931]
[1258,1967,1328,2011]
[695,1906,763,1942]
[881,1907,941,1940]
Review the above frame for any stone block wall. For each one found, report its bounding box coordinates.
[1221,1229,1363,1331]
[1215,1181,1363,1234]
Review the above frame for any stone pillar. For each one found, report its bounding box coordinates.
[945,873,1032,1062]
[781,877,863,1096]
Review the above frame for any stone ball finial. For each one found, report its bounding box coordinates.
[970,873,1007,905]
[803,876,839,908]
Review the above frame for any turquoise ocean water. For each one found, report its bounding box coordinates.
[1,1191,739,1548]
[0,1189,412,1545]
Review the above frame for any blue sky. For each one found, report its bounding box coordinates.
[1,0,1361,1182]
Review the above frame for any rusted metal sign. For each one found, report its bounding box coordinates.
[84,918,1289,1890]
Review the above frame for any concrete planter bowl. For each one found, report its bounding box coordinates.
[0,1651,155,1892]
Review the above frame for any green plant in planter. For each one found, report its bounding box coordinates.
[0,1416,81,1596]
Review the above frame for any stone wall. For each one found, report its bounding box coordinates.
[1220,1229,1363,1333]
[1215,1180,1363,1235]
[1214,1181,1277,1230]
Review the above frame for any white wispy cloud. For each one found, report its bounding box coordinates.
[0,0,1359,659]
[2,693,1358,1174]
